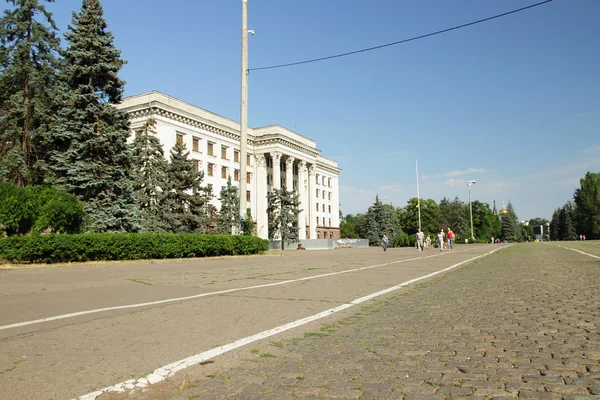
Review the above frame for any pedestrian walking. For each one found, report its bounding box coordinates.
[382,234,389,252]
[447,227,454,250]
[425,235,431,249]
[437,229,445,251]
[416,228,424,251]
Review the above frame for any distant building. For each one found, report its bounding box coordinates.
[117,91,342,240]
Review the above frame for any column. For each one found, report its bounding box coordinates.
[271,151,282,190]
[254,154,269,240]
[297,161,307,240]
[285,156,295,192]
[308,165,317,239]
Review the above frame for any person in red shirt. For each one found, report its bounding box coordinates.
[447,228,455,250]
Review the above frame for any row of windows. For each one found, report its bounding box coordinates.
[315,174,332,188]
[317,231,335,239]
[180,134,252,165]
[316,203,333,213]
[316,189,332,201]
[317,218,333,228]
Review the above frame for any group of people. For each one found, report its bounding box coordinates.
[416,228,454,251]
[381,227,455,252]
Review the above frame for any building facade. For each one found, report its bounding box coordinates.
[117,91,342,240]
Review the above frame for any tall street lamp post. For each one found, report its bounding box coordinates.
[466,180,476,241]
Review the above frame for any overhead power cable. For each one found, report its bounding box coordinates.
[249,0,552,72]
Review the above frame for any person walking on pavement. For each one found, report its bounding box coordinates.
[438,229,445,251]
[382,234,389,252]
[416,228,424,251]
[447,227,455,250]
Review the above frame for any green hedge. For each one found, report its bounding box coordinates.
[0,232,269,264]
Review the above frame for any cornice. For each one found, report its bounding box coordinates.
[254,137,319,158]
[128,106,254,146]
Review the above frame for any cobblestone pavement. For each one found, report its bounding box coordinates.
[128,244,600,400]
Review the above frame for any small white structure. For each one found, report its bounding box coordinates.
[117,91,341,240]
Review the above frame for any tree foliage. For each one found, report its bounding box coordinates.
[267,188,301,248]
[501,201,521,242]
[166,141,212,233]
[48,0,138,232]
[573,171,600,239]
[0,0,61,185]
[130,119,171,232]
[217,176,240,234]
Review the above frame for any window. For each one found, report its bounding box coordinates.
[246,190,251,202]
[328,192,331,200]
[247,172,251,184]
[176,133,184,145]
[323,217,326,226]
[207,163,214,176]
[234,169,240,181]
[316,189,320,197]
[135,130,142,138]
[322,176,326,185]
[192,137,199,152]
[207,184,213,195]
[316,203,319,211]
[221,145,228,159]
[207,142,214,156]
[322,191,325,199]
[221,166,227,179]
[328,178,331,188]
[316,174,320,185]
[193,160,201,173]
[247,154,252,165]
[317,231,321,239]
[329,218,331,227]
[328,205,331,213]
[323,203,326,212]
[234,150,240,162]
[266,157,272,168]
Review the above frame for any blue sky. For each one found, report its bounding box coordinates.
[9,0,600,220]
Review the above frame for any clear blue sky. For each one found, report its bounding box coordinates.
[10,0,600,220]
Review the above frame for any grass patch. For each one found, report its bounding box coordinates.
[127,278,153,286]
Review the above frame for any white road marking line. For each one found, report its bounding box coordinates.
[76,245,508,400]
[548,243,600,259]
[0,248,468,332]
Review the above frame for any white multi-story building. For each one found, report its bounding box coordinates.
[117,91,341,240]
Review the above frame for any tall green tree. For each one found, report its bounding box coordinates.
[130,119,171,232]
[469,200,501,241]
[364,195,383,245]
[48,0,138,232]
[439,196,467,235]
[267,188,301,249]
[166,141,212,233]
[217,176,240,234]
[0,0,61,185]
[549,208,560,240]
[399,197,440,235]
[500,201,521,242]
[573,171,600,239]
[558,202,577,240]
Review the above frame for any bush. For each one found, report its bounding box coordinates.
[0,232,269,264]
[0,182,38,235]
[0,183,86,236]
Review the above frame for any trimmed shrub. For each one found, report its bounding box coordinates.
[0,182,38,235]
[0,232,269,264]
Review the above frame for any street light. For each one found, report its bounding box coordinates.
[466,181,476,241]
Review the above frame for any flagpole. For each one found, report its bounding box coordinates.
[416,159,421,231]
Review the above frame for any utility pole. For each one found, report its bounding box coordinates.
[466,180,476,240]
[239,0,249,217]
[416,159,421,231]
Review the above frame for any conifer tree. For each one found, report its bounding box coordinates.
[501,201,521,242]
[48,0,138,232]
[166,141,211,233]
[549,208,560,241]
[267,188,301,249]
[364,195,386,245]
[0,0,60,185]
[130,119,171,232]
[216,176,240,234]
[558,203,577,240]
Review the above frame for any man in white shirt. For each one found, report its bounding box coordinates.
[416,228,425,251]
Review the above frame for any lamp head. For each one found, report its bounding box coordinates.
[466,180,476,185]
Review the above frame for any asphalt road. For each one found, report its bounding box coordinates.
[0,244,501,400]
